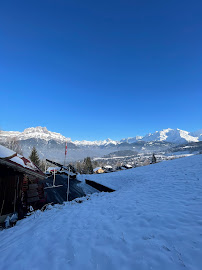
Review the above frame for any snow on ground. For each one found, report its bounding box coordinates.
[0,155,202,270]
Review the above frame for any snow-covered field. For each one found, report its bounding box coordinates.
[0,155,202,270]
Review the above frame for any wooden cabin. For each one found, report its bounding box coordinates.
[0,145,45,226]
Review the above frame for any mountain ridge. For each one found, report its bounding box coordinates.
[1,126,201,145]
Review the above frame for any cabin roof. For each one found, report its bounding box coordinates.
[0,144,45,179]
[93,167,102,172]
[125,164,133,168]
[104,165,113,169]
[47,167,61,172]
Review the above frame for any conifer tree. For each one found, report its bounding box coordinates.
[29,146,40,167]
[76,162,82,173]
[83,157,93,174]
[151,153,157,164]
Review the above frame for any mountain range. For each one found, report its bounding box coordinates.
[0,126,201,162]
[1,126,202,145]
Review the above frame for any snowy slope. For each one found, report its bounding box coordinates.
[190,129,202,141]
[190,129,202,137]
[0,154,202,270]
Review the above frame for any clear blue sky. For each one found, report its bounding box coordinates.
[0,0,201,140]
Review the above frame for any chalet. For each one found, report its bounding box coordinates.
[103,165,114,172]
[0,145,45,227]
[124,164,133,169]
[93,167,105,174]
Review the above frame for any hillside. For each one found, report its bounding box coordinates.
[1,154,202,270]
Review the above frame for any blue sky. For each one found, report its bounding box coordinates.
[0,0,201,140]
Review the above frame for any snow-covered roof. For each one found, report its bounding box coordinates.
[61,170,76,176]
[47,167,61,172]
[93,167,102,172]
[0,144,45,178]
[104,165,113,169]
[125,164,132,168]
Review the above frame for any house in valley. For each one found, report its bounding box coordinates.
[103,165,114,172]
[124,164,133,169]
[93,167,105,174]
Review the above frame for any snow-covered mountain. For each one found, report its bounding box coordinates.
[190,129,202,141]
[0,127,118,146]
[0,127,201,162]
[0,127,71,143]
[141,128,199,144]
[121,128,201,144]
[73,138,118,147]
[120,136,143,144]
[0,126,201,146]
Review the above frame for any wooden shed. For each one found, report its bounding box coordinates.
[0,145,45,225]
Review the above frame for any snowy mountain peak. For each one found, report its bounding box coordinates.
[73,138,119,146]
[120,136,143,144]
[0,126,71,143]
[23,126,49,134]
[0,127,201,146]
[142,128,198,144]
[120,128,200,145]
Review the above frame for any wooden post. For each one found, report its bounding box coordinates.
[67,166,70,201]
[53,168,56,187]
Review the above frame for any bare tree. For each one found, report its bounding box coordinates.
[143,159,150,166]
[76,162,82,173]
[40,160,46,172]
[6,137,23,155]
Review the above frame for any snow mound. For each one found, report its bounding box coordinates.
[0,155,202,270]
